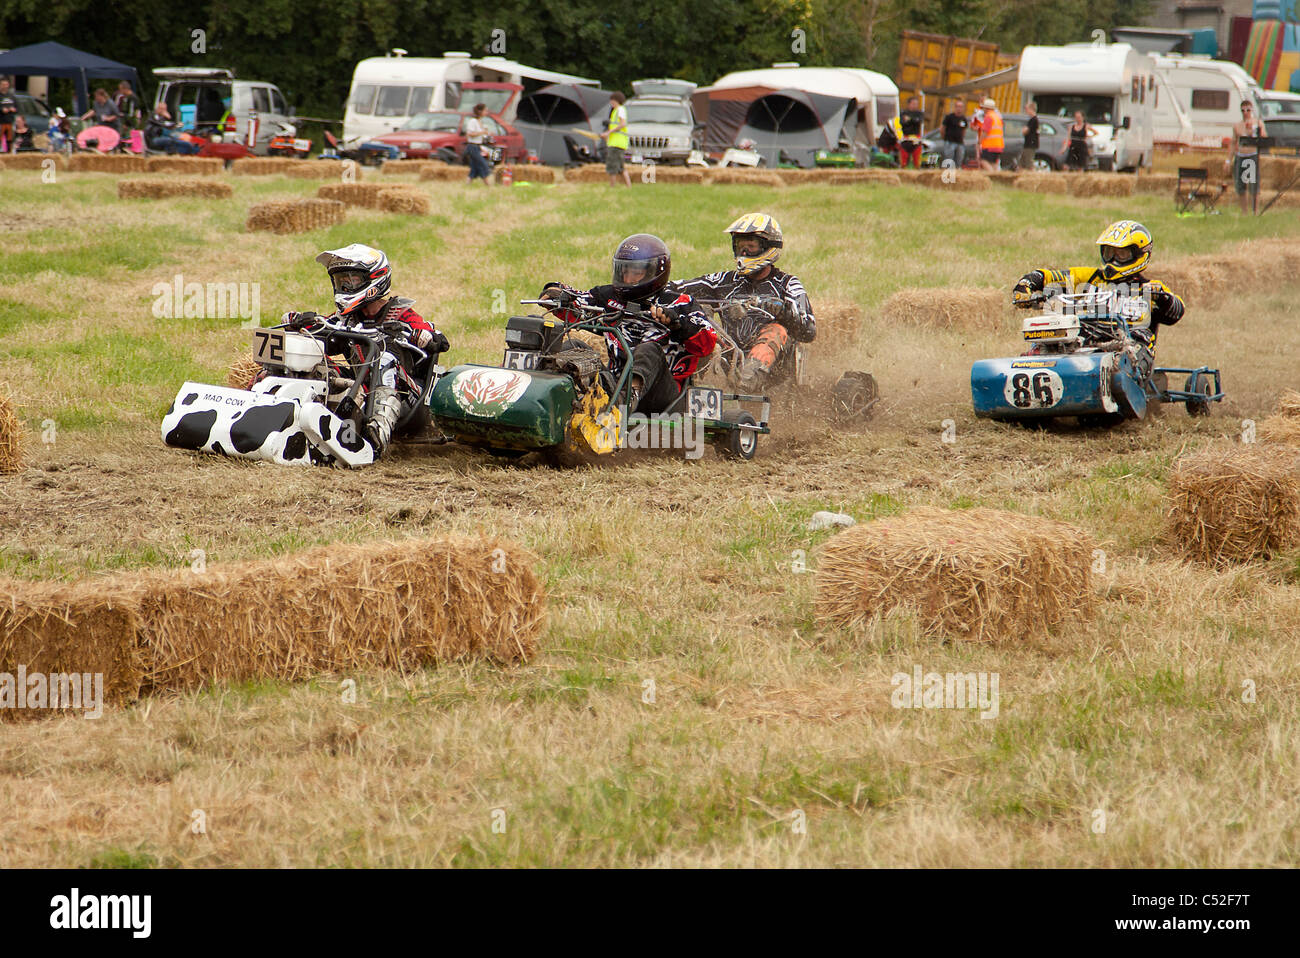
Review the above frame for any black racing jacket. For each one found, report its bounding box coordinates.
[667,267,816,347]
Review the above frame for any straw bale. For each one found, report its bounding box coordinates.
[1253,391,1300,447]
[285,161,346,179]
[381,160,434,175]
[231,158,299,176]
[1272,389,1300,420]
[143,156,223,175]
[377,188,431,214]
[130,536,545,691]
[68,154,147,173]
[1261,188,1300,209]
[987,170,1019,186]
[1166,446,1300,563]
[706,168,782,186]
[1068,173,1135,197]
[1013,172,1069,194]
[0,153,64,170]
[914,169,991,191]
[1134,172,1179,194]
[816,301,863,348]
[0,584,143,720]
[117,178,233,200]
[0,391,23,475]
[317,182,389,207]
[1261,156,1300,192]
[246,198,346,234]
[496,164,556,184]
[420,163,470,182]
[879,286,1009,331]
[828,169,901,186]
[815,507,1094,642]
[226,354,262,391]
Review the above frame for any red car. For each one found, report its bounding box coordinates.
[374,82,527,162]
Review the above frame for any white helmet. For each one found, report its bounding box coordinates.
[316,244,392,316]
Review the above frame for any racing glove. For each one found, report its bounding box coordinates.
[1012,274,1044,306]
[282,310,320,328]
[413,328,433,349]
[541,285,576,307]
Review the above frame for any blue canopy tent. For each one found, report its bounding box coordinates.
[0,41,141,115]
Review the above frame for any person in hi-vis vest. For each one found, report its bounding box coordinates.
[604,92,631,187]
[972,97,1003,172]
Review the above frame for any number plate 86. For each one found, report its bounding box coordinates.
[1004,369,1064,409]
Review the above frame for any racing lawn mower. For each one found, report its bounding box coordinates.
[427,300,770,463]
[161,315,444,466]
[971,289,1223,425]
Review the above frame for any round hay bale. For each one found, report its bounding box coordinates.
[0,390,24,475]
[879,286,1009,331]
[117,178,233,200]
[1013,172,1069,194]
[1068,173,1136,197]
[1166,446,1300,563]
[377,188,431,214]
[815,507,1094,642]
[227,354,262,391]
[420,163,469,182]
[144,156,222,175]
[246,198,346,234]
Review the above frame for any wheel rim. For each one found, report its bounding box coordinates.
[739,430,756,455]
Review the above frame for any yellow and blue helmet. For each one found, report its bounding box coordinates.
[726,212,783,276]
[1096,220,1153,282]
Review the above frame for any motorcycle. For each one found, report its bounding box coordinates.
[427,299,771,463]
[971,288,1223,424]
[161,313,446,467]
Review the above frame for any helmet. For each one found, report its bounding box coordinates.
[611,234,671,299]
[1096,220,1152,282]
[316,244,391,316]
[726,213,783,276]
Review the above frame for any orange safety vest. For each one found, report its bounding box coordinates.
[978,110,1004,151]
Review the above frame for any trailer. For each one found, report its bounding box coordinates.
[1151,53,1265,149]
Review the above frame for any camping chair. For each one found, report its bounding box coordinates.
[562,134,599,168]
[1175,167,1224,215]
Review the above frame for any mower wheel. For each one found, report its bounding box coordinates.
[716,410,758,461]
[1186,375,1214,418]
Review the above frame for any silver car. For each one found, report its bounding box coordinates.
[153,67,295,155]
[624,89,700,166]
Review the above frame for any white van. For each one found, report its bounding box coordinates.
[1018,43,1155,171]
[1150,54,1264,148]
[343,52,596,142]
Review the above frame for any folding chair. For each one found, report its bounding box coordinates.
[1175,167,1224,215]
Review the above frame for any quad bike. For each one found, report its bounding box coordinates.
[971,289,1223,424]
[695,296,880,423]
[161,314,446,466]
[427,299,771,463]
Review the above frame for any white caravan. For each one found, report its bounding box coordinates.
[343,52,596,142]
[1018,43,1156,171]
[1150,54,1264,148]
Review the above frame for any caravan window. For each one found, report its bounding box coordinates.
[375,86,412,117]
[409,87,435,114]
[445,82,462,110]
[350,84,378,115]
[1036,94,1113,125]
[1191,89,1230,111]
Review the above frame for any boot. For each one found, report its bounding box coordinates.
[626,374,644,413]
[364,386,403,458]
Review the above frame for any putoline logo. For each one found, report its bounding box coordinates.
[451,368,530,417]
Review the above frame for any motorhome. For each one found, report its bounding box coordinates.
[1150,54,1264,148]
[343,51,595,142]
[1018,43,1155,171]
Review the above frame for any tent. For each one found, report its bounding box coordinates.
[0,41,142,114]
[515,83,611,165]
[732,89,858,168]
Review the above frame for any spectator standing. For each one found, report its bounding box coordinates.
[939,100,968,170]
[0,79,17,153]
[972,97,1003,172]
[1229,100,1267,214]
[1020,101,1040,172]
[462,102,493,187]
[1061,111,1089,171]
[605,91,631,187]
[81,88,122,133]
[113,81,141,130]
[898,95,925,169]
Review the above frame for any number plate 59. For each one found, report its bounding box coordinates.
[687,387,723,420]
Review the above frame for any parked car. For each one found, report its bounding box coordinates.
[1264,116,1300,150]
[10,92,52,134]
[372,109,527,162]
[1259,91,1300,119]
[152,67,295,156]
[624,93,700,166]
[921,113,1080,171]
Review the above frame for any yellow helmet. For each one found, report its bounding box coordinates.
[726,212,783,276]
[1096,220,1153,282]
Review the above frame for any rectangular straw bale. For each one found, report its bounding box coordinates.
[1134,172,1179,194]
[377,188,431,214]
[117,178,233,200]
[1166,446,1300,563]
[0,153,65,170]
[0,391,23,474]
[0,584,143,720]
[231,157,299,176]
[815,302,862,348]
[915,169,991,191]
[1261,156,1300,191]
[317,182,389,207]
[633,165,704,183]
[1068,173,1135,197]
[496,164,556,184]
[420,163,471,182]
[381,159,434,175]
[829,169,902,186]
[1013,172,1069,194]
[285,161,346,179]
[131,536,545,692]
[144,156,223,175]
[880,286,1009,331]
[815,507,1094,642]
[246,198,345,234]
[68,153,147,173]
[707,169,782,186]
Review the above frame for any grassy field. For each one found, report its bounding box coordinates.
[2,167,1300,867]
